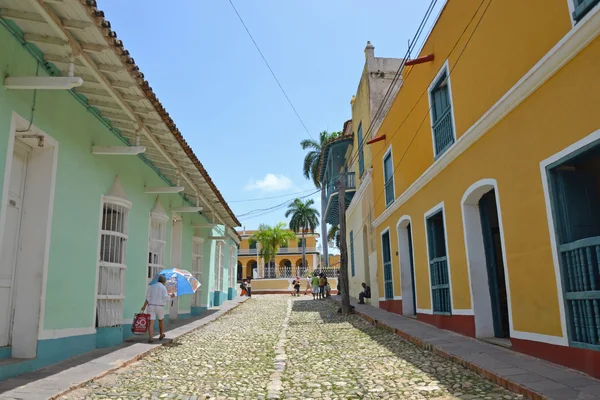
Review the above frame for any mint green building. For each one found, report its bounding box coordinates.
[0,1,240,381]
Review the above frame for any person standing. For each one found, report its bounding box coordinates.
[318,273,326,299]
[311,272,320,300]
[246,277,252,297]
[305,275,311,295]
[141,275,173,343]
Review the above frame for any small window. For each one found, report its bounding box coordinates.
[249,239,257,250]
[357,122,365,177]
[572,0,599,22]
[383,150,394,207]
[191,238,204,307]
[297,238,305,249]
[430,67,455,157]
[350,230,355,277]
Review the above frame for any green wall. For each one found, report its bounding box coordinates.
[0,24,219,332]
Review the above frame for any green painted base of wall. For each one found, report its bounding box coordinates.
[191,306,207,316]
[0,346,11,360]
[178,312,191,320]
[96,326,123,349]
[0,333,96,382]
[214,291,228,307]
[227,288,236,300]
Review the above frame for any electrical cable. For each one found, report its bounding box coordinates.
[228,188,317,203]
[226,0,314,139]
[16,62,40,133]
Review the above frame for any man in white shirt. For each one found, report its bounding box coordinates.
[141,275,173,343]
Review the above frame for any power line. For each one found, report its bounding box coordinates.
[236,189,320,218]
[226,0,313,139]
[229,188,317,203]
[341,0,440,172]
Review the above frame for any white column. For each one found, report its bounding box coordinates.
[312,253,317,272]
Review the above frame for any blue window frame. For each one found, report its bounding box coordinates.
[426,210,451,315]
[572,0,599,22]
[382,230,393,300]
[383,150,394,207]
[350,230,355,277]
[357,122,365,177]
[430,70,454,158]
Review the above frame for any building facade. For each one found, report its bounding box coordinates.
[345,42,403,307]
[237,229,320,279]
[0,1,239,381]
[367,0,600,378]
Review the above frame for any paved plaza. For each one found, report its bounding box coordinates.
[64,295,522,400]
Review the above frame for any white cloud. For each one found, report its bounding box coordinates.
[244,174,294,192]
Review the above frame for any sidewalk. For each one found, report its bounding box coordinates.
[332,295,600,400]
[0,297,248,400]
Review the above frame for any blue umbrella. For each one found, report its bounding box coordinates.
[149,268,200,296]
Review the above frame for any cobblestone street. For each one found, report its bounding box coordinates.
[65,296,522,400]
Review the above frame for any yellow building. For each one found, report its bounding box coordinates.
[365,0,600,378]
[236,229,320,280]
[345,43,404,305]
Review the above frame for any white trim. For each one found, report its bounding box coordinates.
[567,0,577,26]
[382,145,395,208]
[0,113,59,357]
[38,327,96,340]
[538,131,600,345]
[378,297,386,302]
[423,202,454,313]
[452,309,474,316]
[379,226,396,299]
[512,330,568,347]
[393,296,403,300]
[396,215,418,316]
[427,59,458,159]
[347,168,372,217]
[417,308,433,314]
[373,7,600,229]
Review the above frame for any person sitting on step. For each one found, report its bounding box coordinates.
[358,282,371,304]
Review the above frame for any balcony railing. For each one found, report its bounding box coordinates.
[433,107,454,157]
[430,256,451,314]
[238,247,318,256]
[325,172,356,199]
[559,236,600,348]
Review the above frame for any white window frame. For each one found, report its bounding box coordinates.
[191,237,204,307]
[567,0,600,26]
[427,60,457,159]
[96,195,130,328]
[382,145,395,208]
[147,212,168,282]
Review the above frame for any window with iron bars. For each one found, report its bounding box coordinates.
[148,214,167,281]
[96,199,129,328]
[229,245,237,288]
[191,237,204,307]
[215,241,225,292]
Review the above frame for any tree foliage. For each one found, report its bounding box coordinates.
[301,130,342,189]
[250,222,296,265]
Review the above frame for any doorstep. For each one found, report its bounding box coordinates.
[0,297,249,400]
[331,296,600,400]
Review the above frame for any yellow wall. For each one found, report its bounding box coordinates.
[371,0,589,337]
[237,230,318,249]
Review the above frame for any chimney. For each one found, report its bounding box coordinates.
[365,41,375,60]
[243,226,246,235]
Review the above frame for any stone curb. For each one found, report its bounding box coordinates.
[331,299,548,400]
[45,298,249,400]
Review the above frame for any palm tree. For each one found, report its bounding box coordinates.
[250,222,296,278]
[301,130,341,269]
[286,198,320,273]
[327,225,340,250]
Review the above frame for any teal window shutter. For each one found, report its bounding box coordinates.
[430,71,455,157]
[350,231,355,277]
[572,0,599,22]
[383,152,394,207]
[357,122,365,177]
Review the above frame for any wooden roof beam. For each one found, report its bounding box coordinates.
[0,8,92,30]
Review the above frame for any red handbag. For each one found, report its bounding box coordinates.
[131,313,150,335]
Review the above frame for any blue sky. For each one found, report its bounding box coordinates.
[99,0,443,246]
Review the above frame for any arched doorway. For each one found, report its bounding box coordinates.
[237,261,243,280]
[462,179,511,339]
[397,216,417,316]
[295,258,307,277]
[246,260,257,279]
[279,259,292,277]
